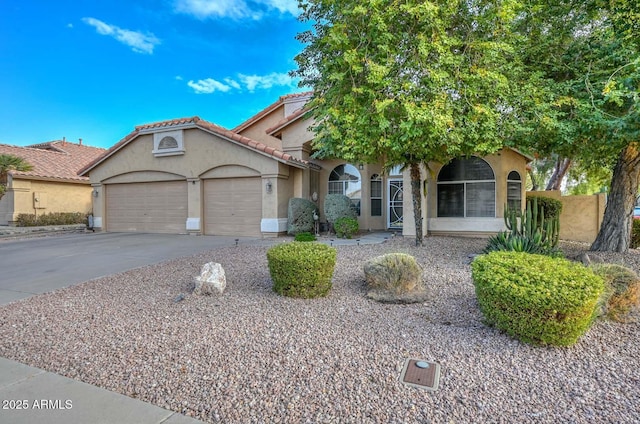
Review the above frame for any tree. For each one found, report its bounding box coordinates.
[294,0,532,245]
[0,154,33,200]
[513,0,639,252]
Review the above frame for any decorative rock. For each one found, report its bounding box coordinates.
[194,262,226,295]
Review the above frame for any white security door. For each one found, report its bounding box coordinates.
[388,179,403,229]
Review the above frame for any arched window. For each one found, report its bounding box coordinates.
[328,164,361,215]
[370,174,382,217]
[158,136,179,150]
[507,170,522,211]
[437,157,495,217]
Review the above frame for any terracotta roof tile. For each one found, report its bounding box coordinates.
[80,116,310,176]
[0,141,106,183]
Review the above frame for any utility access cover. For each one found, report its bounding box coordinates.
[400,358,441,391]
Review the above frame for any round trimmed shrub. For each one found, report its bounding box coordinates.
[294,232,316,242]
[590,263,640,322]
[334,216,359,239]
[267,242,337,298]
[471,251,604,346]
[287,197,317,235]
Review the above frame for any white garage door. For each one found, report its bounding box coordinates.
[204,178,262,236]
[106,181,188,233]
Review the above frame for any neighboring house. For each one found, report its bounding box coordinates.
[80,92,531,237]
[0,140,106,226]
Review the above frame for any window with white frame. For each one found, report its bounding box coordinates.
[328,164,361,215]
[507,170,522,211]
[370,174,382,216]
[437,157,495,217]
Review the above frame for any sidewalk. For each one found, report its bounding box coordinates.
[0,227,394,423]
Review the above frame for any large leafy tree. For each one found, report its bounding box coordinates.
[0,154,33,200]
[513,0,639,252]
[294,0,532,245]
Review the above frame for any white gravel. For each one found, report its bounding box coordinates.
[1,236,639,423]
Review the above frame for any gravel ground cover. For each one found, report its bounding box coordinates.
[1,236,639,423]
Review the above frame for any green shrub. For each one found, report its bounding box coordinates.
[294,232,317,242]
[287,197,317,235]
[334,216,359,239]
[590,263,640,322]
[267,242,337,298]
[324,194,356,230]
[526,195,563,222]
[484,232,563,257]
[631,219,640,249]
[471,251,604,346]
[16,212,88,227]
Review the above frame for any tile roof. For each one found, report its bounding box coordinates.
[0,141,106,183]
[266,106,312,135]
[79,116,312,176]
[231,91,313,133]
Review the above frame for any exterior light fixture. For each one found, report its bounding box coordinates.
[93,189,99,198]
[266,180,273,194]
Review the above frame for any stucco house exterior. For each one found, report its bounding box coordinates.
[0,140,106,226]
[80,92,531,237]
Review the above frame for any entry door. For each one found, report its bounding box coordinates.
[388,179,403,229]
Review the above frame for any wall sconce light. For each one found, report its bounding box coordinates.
[358,163,364,170]
[266,180,273,194]
[93,189,99,198]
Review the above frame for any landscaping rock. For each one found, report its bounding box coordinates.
[194,262,226,295]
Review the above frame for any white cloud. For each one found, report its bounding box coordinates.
[187,78,233,94]
[187,72,297,94]
[82,17,160,54]
[67,23,74,29]
[175,75,184,81]
[238,72,296,92]
[173,0,298,20]
[257,0,299,15]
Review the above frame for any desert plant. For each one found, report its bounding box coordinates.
[287,197,317,235]
[485,196,562,257]
[294,232,317,242]
[364,253,422,295]
[334,216,359,238]
[526,194,563,223]
[631,219,640,249]
[267,241,337,298]
[590,263,640,322]
[323,194,356,233]
[471,251,604,346]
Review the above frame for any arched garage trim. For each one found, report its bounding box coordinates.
[102,170,186,184]
[200,165,261,179]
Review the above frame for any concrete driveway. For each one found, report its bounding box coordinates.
[0,232,269,306]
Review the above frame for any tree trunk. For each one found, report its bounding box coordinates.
[528,168,539,191]
[591,144,640,252]
[410,162,423,247]
[546,157,572,191]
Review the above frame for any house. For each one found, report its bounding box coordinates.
[80,93,531,237]
[0,140,106,226]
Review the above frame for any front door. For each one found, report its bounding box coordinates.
[388,179,403,229]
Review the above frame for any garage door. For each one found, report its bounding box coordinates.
[204,178,262,236]
[106,181,188,233]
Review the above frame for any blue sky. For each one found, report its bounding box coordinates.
[0,0,309,149]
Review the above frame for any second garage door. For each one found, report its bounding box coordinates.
[106,181,188,233]
[204,178,262,236]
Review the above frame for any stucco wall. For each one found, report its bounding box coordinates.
[88,128,293,234]
[527,190,606,244]
[236,109,285,149]
[0,177,91,225]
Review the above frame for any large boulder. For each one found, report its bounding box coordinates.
[194,262,226,295]
[363,253,427,303]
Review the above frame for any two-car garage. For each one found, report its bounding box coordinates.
[104,177,263,236]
